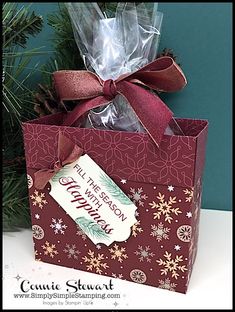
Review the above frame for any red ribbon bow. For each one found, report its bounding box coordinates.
[53,56,187,147]
[34,132,83,189]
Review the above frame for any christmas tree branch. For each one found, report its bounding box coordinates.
[3,3,43,231]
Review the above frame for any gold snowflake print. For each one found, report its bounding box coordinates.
[131,220,143,237]
[34,250,41,261]
[149,192,182,223]
[109,244,128,263]
[82,250,109,274]
[183,188,194,202]
[30,190,48,209]
[111,273,123,279]
[158,278,177,292]
[157,251,187,279]
[41,241,58,258]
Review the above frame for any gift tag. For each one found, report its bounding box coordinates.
[49,154,137,246]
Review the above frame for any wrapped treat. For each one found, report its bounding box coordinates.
[65,2,183,135]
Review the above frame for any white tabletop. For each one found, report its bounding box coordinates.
[3,209,232,310]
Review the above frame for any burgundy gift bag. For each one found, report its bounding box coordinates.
[22,110,208,293]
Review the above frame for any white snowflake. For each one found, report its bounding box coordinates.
[167,185,174,192]
[35,214,40,220]
[120,179,127,184]
[63,244,80,259]
[150,222,170,242]
[96,244,102,250]
[134,245,155,262]
[128,187,148,206]
[174,245,181,251]
[186,212,192,218]
[50,218,67,234]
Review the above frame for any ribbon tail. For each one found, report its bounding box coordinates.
[117,81,173,147]
[58,132,83,164]
[62,96,110,126]
[34,169,56,190]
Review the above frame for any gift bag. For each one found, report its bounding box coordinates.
[22,2,208,294]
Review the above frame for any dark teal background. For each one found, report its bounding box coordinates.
[24,3,232,211]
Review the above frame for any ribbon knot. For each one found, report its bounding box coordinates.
[53,56,187,147]
[103,79,117,100]
[54,159,63,171]
[34,132,83,189]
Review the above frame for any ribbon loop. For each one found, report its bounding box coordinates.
[53,56,187,147]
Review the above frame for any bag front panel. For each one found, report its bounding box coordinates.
[27,167,198,294]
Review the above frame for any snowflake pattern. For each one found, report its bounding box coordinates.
[82,250,109,274]
[24,119,205,186]
[50,218,67,234]
[158,278,177,292]
[76,225,87,240]
[32,225,44,240]
[42,241,58,258]
[150,222,170,242]
[157,251,187,279]
[183,188,194,202]
[30,190,48,209]
[167,185,174,192]
[186,212,192,218]
[177,225,192,243]
[97,131,132,164]
[24,119,207,294]
[111,273,124,279]
[149,192,182,223]
[128,187,148,206]
[109,244,128,263]
[134,245,155,262]
[27,174,33,189]
[35,214,40,220]
[63,244,80,260]
[131,220,143,237]
[34,250,41,261]
[174,245,181,251]
[130,269,147,284]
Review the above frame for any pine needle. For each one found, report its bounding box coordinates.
[100,173,133,205]
[2,3,43,230]
[75,217,109,240]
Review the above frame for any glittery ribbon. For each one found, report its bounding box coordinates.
[34,132,83,189]
[53,56,187,147]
